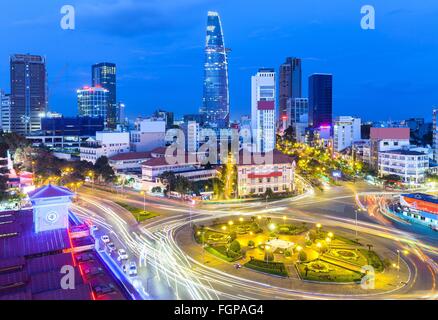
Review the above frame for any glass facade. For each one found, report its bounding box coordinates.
[92,62,117,129]
[201,11,230,128]
[308,74,333,129]
[279,57,302,118]
[77,86,109,120]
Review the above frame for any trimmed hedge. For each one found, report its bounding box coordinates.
[244,259,288,277]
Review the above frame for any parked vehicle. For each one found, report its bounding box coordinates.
[101,235,110,243]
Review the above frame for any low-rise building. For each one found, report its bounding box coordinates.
[141,152,217,191]
[369,127,411,169]
[236,150,295,197]
[80,131,130,164]
[378,149,429,185]
[109,152,152,173]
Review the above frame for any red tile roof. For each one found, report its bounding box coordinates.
[109,152,151,161]
[142,153,199,167]
[370,127,410,140]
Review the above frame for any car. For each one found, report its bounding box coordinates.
[75,252,94,263]
[93,284,115,296]
[128,261,138,276]
[117,249,129,261]
[91,225,98,232]
[122,264,127,273]
[101,235,110,243]
[106,242,116,253]
[234,263,242,269]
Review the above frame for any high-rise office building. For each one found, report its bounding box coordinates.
[1,90,11,132]
[200,11,230,128]
[308,74,333,131]
[77,86,109,120]
[251,68,276,153]
[92,62,116,129]
[279,57,302,119]
[10,54,47,135]
[433,109,438,162]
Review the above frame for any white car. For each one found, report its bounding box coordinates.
[122,264,127,273]
[101,235,110,243]
[107,242,116,253]
[128,261,138,276]
[117,249,129,261]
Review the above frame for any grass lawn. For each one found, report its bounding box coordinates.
[277,223,308,235]
[204,245,241,262]
[244,259,288,277]
[359,249,385,272]
[115,201,159,222]
[297,260,363,283]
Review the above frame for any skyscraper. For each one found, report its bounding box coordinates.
[251,68,276,153]
[201,11,230,128]
[433,109,438,162]
[10,54,47,135]
[279,57,302,119]
[77,86,109,119]
[308,74,333,130]
[92,62,116,129]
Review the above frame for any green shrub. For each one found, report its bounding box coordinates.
[248,240,255,247]
[299,251,308,262]
[229,240,241,253]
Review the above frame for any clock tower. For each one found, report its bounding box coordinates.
[28,184,75,233]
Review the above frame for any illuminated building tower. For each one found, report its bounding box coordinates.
[77,86,109,121]
[200,11,230,128]
[10,54,48,135]
[279,57,302,119]
[92,62,117,129]
[308,73,333,136]
[251,68,276,153]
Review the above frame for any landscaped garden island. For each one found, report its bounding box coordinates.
[185,215,408,294]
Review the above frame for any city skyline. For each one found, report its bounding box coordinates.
[1,1,438,122]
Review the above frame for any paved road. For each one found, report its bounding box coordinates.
[72,182,438,300]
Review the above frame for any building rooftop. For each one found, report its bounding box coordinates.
[370,127,410,140]
[28,184,74,200]
[380,149,426,156]
[109,152,152,161]
[401,193,438,205]
[237,150,295,166]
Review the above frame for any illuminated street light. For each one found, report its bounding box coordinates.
[239,217,244,222]
[257,215,262,220]
[268,223,276,231]
[228,220,234,226]
[296,245,303,252]
[327,232,334,238]
[221,226,227,231]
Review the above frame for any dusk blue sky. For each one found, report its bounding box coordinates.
[1,0,438,122]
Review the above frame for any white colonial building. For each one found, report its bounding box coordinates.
[237,150,295,197]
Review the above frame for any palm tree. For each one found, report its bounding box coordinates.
[366,244,373,252]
